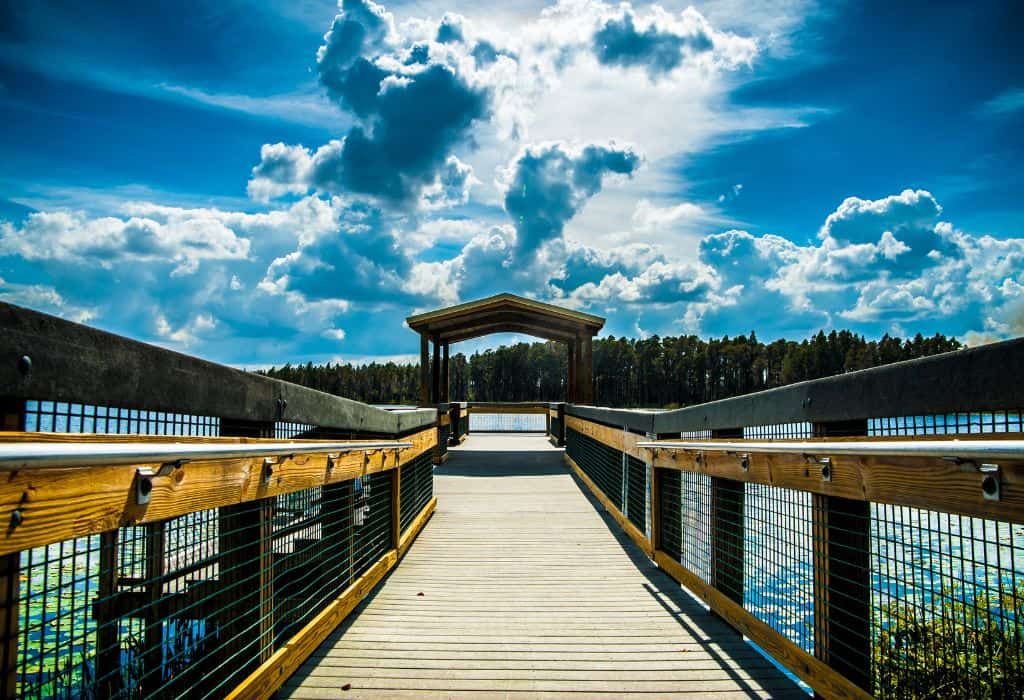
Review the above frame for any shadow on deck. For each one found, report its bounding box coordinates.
[280,434,805,699]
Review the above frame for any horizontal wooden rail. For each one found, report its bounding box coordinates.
[0,428,436,557]
[639,438,1024,523]
[0,439,413,470]
[466,403,551,414]
[640,437,1024,459]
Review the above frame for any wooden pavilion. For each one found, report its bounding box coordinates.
[406,293,605,405]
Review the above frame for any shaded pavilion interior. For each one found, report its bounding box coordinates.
[406,293,605,405]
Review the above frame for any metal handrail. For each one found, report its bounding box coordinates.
[637,438,1024,460]
[0,440,413,470]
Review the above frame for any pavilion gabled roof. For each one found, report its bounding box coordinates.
[406,293,605,344]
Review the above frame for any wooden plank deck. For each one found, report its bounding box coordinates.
[281,434,805,699]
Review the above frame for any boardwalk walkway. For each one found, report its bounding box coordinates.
[281,434,804,698]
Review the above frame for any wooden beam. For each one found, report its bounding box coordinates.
[465,405,549,415]
[0,428,437,557]
[437,321,578,344]
[654,552,872,700]
[564,453,653,558]
[564,415,644,456]
[428,309,587,335]
[406,293,605,333]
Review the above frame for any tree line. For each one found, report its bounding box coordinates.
[260,330,961,408]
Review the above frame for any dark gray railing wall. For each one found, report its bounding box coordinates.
[568,336,1024,434]
[0,302,436,437]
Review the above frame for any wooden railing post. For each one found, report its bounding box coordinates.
[813,419,872,693]
[0,399,22,699]
[142,521,167,694]
[710,428,744,626]
[216,419,275,690]
[450,405,460,446]
[94,531,122,695]
[0,553,18,700]
[392,452,402,550]
[217,499,275,687]
[556,404,565,446]
[646,432,658,547]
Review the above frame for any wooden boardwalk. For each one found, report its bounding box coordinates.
[281,434,804,699]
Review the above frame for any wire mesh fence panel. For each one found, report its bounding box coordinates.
[868,410,1024,436]
[745,484,815,654]
[274,422,316,439]
[12,466,408,699]
[24,400,220,436]
[682,472,714,585]
[865,406,1024,695]
[658,469,682,561]
[679,428,712,439]
[743,422,814,439]
[401,451,434,534]
[565,428,624,511]
[626,454,647,531]
[469,413,546,432]
[352,471,395,580]
[870,505,1024,698]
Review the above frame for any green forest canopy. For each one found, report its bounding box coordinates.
[261,330,961,408]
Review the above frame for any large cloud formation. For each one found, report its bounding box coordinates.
[503,141,642,260]
[248,0,508,207]
[3,0,1023,367]
[0,210,250,276]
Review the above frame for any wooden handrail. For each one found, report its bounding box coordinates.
[0,428,435,558]
[556,412,1024,700]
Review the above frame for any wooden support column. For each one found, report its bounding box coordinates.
[431,337,441,405]
[442,343,450,403]
[419,334,430,407]
[813,419,871,694]
[580,334,594,404]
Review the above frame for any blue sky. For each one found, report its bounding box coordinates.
[1,0,1022,366]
